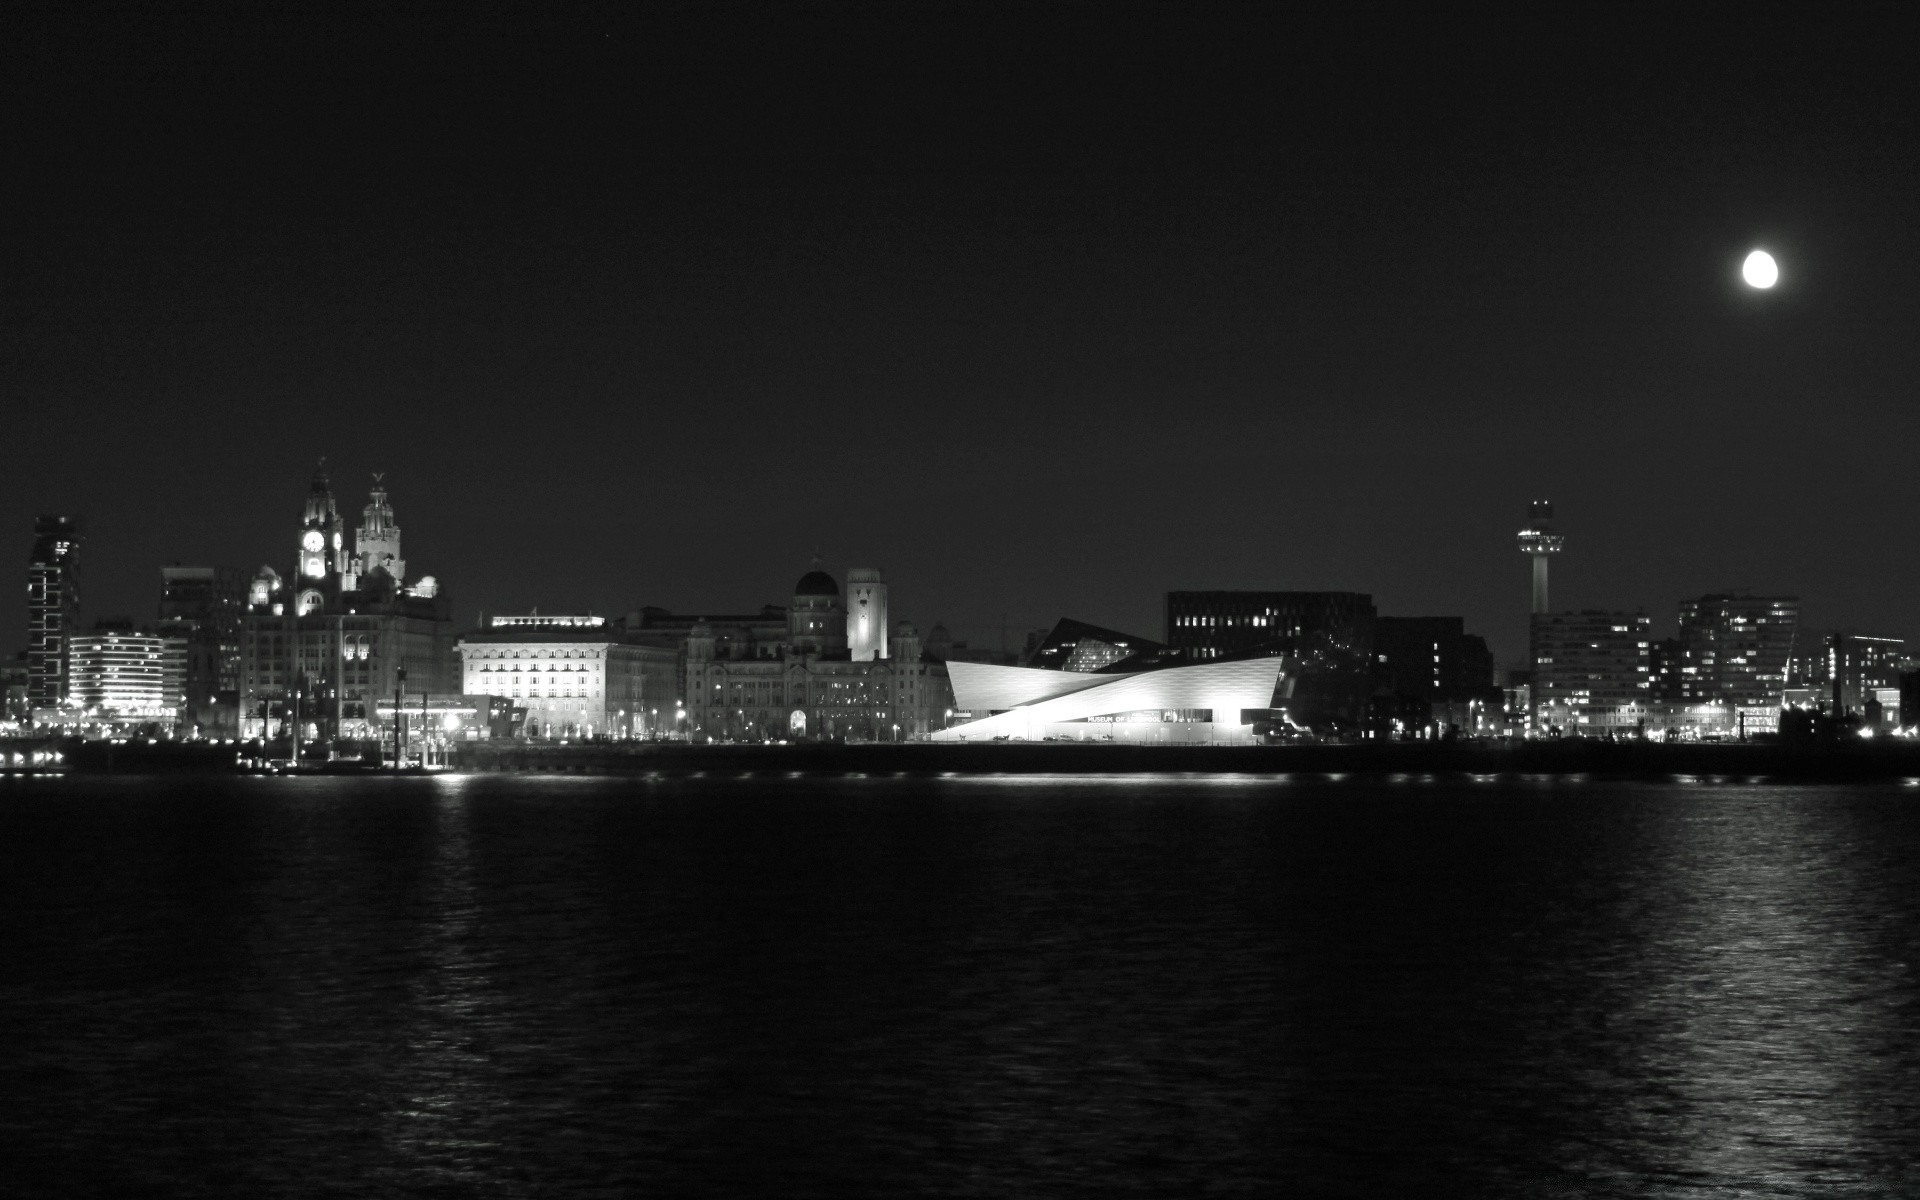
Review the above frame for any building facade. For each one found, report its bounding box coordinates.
[1675,594,1797,706]
[157,565,247,736]
[458,614,679,740]
[932,656,1286,745]
[1530,610,1652,733]
[69,627,171,724]
[240,468,457,742]
[27,515,81,713]
[1372,616,1495,701]
[680,568,953,742]
[1165,590,1376,727]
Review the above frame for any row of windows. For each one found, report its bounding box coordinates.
[465,649,606,660]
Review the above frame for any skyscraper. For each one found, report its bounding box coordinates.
[27,516,80,712]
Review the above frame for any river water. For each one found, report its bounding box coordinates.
[5,773,1920,1197]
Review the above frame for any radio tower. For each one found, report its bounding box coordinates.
[1516,500,1563,614]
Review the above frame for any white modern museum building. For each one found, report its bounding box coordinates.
[931,657,1285,745]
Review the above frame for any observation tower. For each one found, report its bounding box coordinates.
[1516,500,1563,614]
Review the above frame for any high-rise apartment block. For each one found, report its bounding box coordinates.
[1530,610,1652,732]
[27,515,81,712]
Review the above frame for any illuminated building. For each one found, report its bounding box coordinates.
[1026,618,1164,672]
[931,656,1285,745]
[1529,610,1652,733]
[458,614,678,740]
[1165,590,1375,726]
[157,565,247,735]
[27,515,81,712]
[847,568,889,662]
[1672,593,1798,733]
[1648,638,1686,701]
[2,654,27,723]
[1515,500,1563,615]
[240,467,457,741]
[69,626,172,722]
[1829,633,1906,717]
[679,567,953,742]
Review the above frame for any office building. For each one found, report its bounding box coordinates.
[1647,638,1686,701]
[1530,610,1652,733]
[459,614,678,740]
[157,565,248,735]
[1166,590,1375,726]
[1373,616,1495,701]
[240,467,457,741]
[27,515,81,712]
[1676,594,1797,707]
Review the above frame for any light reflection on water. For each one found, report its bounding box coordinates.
[3,775,1920,1196]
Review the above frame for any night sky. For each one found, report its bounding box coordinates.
[9,5,1919,665]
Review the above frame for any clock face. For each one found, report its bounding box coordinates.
[302,530,324,552]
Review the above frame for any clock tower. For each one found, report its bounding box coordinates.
[297,462,347,584]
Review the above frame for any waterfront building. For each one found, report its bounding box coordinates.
[2,653,27,724]
[69,625,172,724]
[1831,633,1906,716]
[1529,610,1652,733]
[1676,594,1797,706]
[157,565,247,736]
[679,567,953,742]
[847,567,888,662]
[1373,616,1494,701]
[1647,638,1686,701]
[458,614,678,740]
[1025,618,1165,673]
[240,467,457,741]
[932,656,1285,745]
[27,515,81,712]
[1165,590,1376,727]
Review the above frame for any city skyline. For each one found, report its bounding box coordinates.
[9,476,1881,672]
[9,8,1920,667]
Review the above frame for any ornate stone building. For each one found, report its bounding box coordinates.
[240,466,456,741]
[457,613,678,740]
[681,566,952,742]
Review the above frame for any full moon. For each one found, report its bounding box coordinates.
[1742,249,1779,289]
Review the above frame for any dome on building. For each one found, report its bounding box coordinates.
[794,569,840,597]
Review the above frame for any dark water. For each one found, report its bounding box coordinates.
[5,773,1920,1197]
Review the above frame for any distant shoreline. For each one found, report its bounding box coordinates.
[27,738,1920,783]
